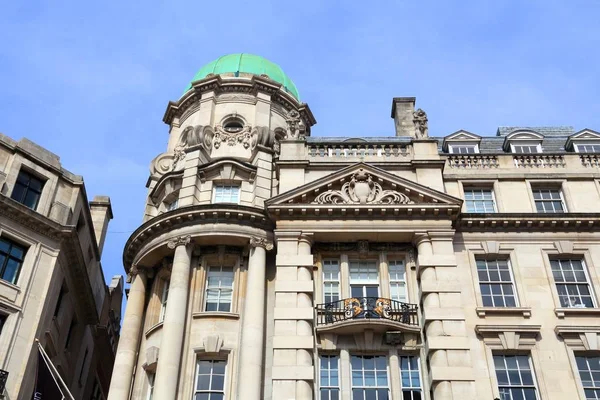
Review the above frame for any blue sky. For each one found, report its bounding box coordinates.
[1,0,599,292]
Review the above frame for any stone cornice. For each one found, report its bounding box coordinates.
[162,75,316,130]
[457,213,600,232]
[123,204,273,272]
[555,325,600,351]
[476,324,541,350]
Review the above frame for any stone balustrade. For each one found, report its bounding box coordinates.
[446,154,499,169]
[580,154,600,167]
[513,154,565,168]
[307,143,410,160]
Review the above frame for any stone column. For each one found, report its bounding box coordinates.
[108,269,147,400]
[237,236,272,400]
[153,236,192,400]
[388,349,402,399]
[296,235,313,398]
[415,232,475,399]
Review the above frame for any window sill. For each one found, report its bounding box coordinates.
[555,307,600,318]
[192,312,240,320]
[476,307,532,318]
[145,321,164,337]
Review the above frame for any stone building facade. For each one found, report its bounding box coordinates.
[110,53,600,400]
[0,134,123,400]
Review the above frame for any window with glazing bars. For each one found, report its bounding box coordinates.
[450,145,477,154]
[320,355,340,400]
[146,373,154,400]
[576,355,600,399]
[0,237,26,285]
[388,260,407,302]
[159,280,169,322]
[493,355,538,400]
[323,259,340,303]
[351,355,389,400]
[400,356,422,399]
[532,188,565,213]
[551,259,595,308]
[476,258,518,307]
[513,145,540,154]
[464,188,496,213]
[576,144,600,153]
[193,360,226,400]
[11,170,44,210]
[205,267,234,312]
[213,185,240,204]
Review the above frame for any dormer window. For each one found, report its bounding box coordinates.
[442,131,481,154]
[512,143,542,154]
[503,130,544,154]
[448,144,479,154]
[574,143,600,153]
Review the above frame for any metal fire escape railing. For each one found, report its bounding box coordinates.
[315,297,419,327]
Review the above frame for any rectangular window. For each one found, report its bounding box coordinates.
[513,145,541,154]
[0,314,6,336]
[493,355,538,400]
[551,259,595,308]
[11,170,45,210]
[400,356,422,399]
[323,259,340,304]
[0,237,26,285]
[532,188,565,213]
[576,355,600,399]
[351,355,389,400]
[194,359,226,400]
[388,260,407,302]
[53,285,66,317]
[213,185,240,204]
[205,267,234,312]
[146,373,155,400]
[78,348,89,383]
[349,260,379,298]
[165,198,178,211]
[464,188,496,213]
[320,355,340,400]
[575,144,600,153]
[449,145,478,154]
[159,280,169,322]
[477,259,518,307]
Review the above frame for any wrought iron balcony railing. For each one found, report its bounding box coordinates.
[315,297,418,327]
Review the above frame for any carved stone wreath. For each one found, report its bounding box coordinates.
[312,168,414,205]
[213,125,257,150]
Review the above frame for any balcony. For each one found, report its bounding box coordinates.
[315,297,419,334]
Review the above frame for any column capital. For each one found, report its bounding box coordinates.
[126,265,147,283]
[249,236,274,250]
[167,235,192,249]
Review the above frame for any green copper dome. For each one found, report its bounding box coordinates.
[184,53,300,100]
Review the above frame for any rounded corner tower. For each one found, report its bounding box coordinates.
[114,54,318,400]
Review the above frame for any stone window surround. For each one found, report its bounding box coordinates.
[525,179,573,214]
[555,326,600,400]
[144,267,171,335]
[189,342,232,400]
[476,324,549,400]
[574,141,600,153]
[212,182,241,205]
[0,225,37,294]
[317,348,425,400]
[192,252,244,319]
[313,251,416,304]
[5,156,60,218]
[448,142,480,154]
[457,180,505,214]
[466,242,532,318]
[541,246,600,318]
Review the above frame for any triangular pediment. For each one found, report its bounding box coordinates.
[268,163,462,212]
[570,129,600,140]
[445,130,481,141]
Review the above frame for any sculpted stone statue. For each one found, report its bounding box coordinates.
[285,110,304,139]
[413,108,429,139]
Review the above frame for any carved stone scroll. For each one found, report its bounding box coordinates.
[167,235,192,249]
[249,236,274,251]
[312,168,414,205]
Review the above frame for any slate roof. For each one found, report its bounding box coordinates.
[309,127,593,154]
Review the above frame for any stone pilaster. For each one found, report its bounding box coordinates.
[271,232,315,400]
[416,232,476,399]
[108,268,147,400]
[237,236,273,400]
[153,235,192,400]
